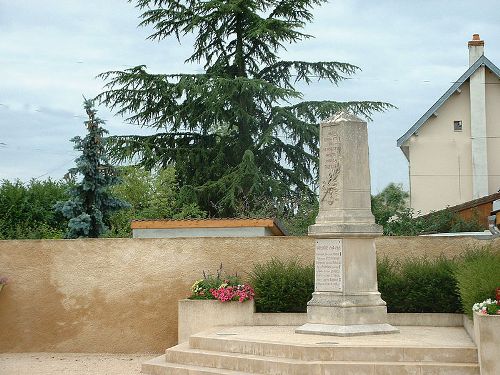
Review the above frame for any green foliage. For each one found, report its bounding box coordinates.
[416,209,483,234]
[455,247,500,318]
[249,258,314,313]
[248,247,500,314]
[280,197,318,236]
[381,207,416,236]
[377,257,462,313]
[0,179,68,239]
[383,208,484,236]
[372,183,409,228]
[486,303,499,315]
[106,166,206,237]
[372,183,483,235]
[55,100,129,238]
[226,192,318,236]
[97,0,393,217]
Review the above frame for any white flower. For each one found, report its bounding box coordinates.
[473,298,498,314]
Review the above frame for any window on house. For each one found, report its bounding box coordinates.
[454,120,462,132]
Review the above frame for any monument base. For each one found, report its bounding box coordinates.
[295,322,399,337]
[296,291,399,336]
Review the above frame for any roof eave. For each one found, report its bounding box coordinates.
[396,55,500,148]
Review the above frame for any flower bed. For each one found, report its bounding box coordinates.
[473,298,499,315]
[189,266,254,303]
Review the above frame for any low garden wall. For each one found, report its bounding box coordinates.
[177,299,466,343]
[0,236,499,353]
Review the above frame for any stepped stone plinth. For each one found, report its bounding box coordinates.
[296,112,398,336]
[142,325,479,375]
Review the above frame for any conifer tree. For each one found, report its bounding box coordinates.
[98,0,393,216]
[55,100,129,238]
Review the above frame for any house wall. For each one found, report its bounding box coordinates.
[485,69,500,194]
[408,67,500,214]
[408,82,473,214]
[1,236,499,353]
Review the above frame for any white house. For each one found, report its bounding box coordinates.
[397,34,500,214]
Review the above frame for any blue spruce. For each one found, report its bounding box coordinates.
[55,99,129,238]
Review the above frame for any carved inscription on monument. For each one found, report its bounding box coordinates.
[320,125,342,207]
[315,239,343,292]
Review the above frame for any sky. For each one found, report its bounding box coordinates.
[1,0,499,193]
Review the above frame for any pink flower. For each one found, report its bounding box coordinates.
[210,284,254,303]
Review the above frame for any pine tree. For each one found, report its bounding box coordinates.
[55,99,129,238]
[98,0,393,216]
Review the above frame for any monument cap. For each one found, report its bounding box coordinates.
[325,111,364,124]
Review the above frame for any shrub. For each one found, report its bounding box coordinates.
[378,256,461,313]
[383,208,484,236]
[377,257,406,310]
[0,179,69,239]
[455,246,500,318]
[249,259,314,313]
[250,248,498,314]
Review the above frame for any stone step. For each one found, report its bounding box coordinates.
[142,354,259,375]
[164,343,480,375]
[189,331,478,364]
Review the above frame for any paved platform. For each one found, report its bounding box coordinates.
[205,325,475,348]
[0,353,157,375]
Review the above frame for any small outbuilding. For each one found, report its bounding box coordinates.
[130,218,287,238]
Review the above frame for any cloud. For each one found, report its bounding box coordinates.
[1,0,500,193]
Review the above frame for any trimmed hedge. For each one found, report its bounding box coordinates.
[249,258,314,313]
[250,247,500,314]
[378,256,461,313]
[455,247,500,318]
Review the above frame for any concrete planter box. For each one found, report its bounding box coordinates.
[178,299,255,343]
[473,311,500,375]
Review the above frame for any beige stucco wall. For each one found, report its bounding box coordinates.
[0,236,499,353]
[407,81,473,214]
[0,237,311,354]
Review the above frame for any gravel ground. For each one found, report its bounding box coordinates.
[0,353,159,375]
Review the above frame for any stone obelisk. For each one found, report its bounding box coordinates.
[296,112,398,336]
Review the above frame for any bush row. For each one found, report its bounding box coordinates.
[249,259,314,313]
[249,246,500,316]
